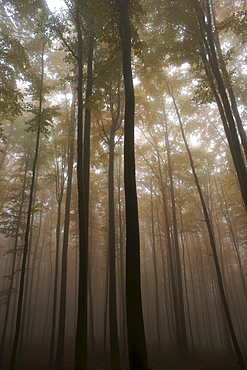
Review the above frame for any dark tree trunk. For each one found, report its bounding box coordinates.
[163,113,188,356]
[74,3,87,368]
[108,126,121,369]
[115,1,149,368]
[54,96,76,370]
[209,0,247,161]
[74,5,94,368]
[156,146,182,354]
[108,94,121,369]
[194,0,247,210]
[117,150,127,355]
[0,159,29,367]
[150,181,162,353]
[9,40,45,370]
[48,190,63,368]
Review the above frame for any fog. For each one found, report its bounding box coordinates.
[0,0,247,369]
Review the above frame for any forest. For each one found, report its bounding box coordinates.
[0,0,247,369]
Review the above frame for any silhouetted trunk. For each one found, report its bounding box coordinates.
[103,249,109,356]
[42,216,53,346]
[74,2,87,365]
[48,184,64,368]
[156,146,182,353]
[0,158,29,367]
[179,203,195,354]
[25,208,43,346]
[115,1,149,368]
[74,3,94,367]
[209,0,247,161]
[193,0,247,210]
[29,213,46,342]
[117,150,127,355]
[150,181,162,353]
[88,261,95,352]
[18,184,37,357]
[54,97,75,370]
[108,107,121,369]
[163,113,188,356]
[9,39,45,370]
[156,210,175,347]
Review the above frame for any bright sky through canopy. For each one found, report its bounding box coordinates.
[46,0,65,12]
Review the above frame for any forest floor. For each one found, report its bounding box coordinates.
[2,345,242,369]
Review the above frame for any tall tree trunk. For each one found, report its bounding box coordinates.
[163,112,188,356]
[54,97,76,370]
[0,158,29,367]
[48,187,64,368]
[193,0,247,210]
[156,146,182,354]
[74,3,94,366]
[115,1,149,368]
[117,150,127,356]
[209,0,247,161]
[108,114,121,368]
[150,181,162,353]
[9,39,45,370]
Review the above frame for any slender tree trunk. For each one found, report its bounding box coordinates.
[156,148,182,354]
[117,149,127,355]
[29,214,46,343]
[54,97,76,370]
[115,1,149,368]
[0,159,29,367]
[156,210,175,347]
[48,190,63,368]
[25,208,43,346]
[108,122,121,369]
[9,40,45,370]
[209,0,247,161]
[163,112,188,356]
[74,4,94,367]
[193,0,247,210]
[150,181,162,353]
[88,261,95,352]
[103,249,109,356]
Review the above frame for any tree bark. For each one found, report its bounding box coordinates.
[74,5,94,369]
[115,0,149,368]
[54,95,76,370]
[108,97,121,369]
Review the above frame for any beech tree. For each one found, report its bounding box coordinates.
[115,0,149,368]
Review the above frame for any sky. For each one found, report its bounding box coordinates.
[46,0,65,12]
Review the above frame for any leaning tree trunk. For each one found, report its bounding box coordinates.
[115,1,149,369]
[169,83,247,370]
[193,0,247,210]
